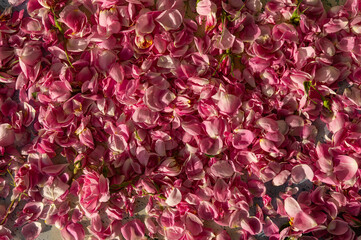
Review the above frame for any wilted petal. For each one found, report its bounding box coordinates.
[214,178,231,202]
[185,213,203,236]
[61,223,85,240]
[291,164,314,183]
[232,129,255,149]
[315,66,340,85]
[198,201,218,220]
[324,18,348,33]
[121,219,145,240]
[0,124,15,147]
[210,160,234,178]
[257,117,279,132]
[156,9,183,31]
[199,137,223,155]
[49,81,71,102]
[136,13,155,34]
[327,219,349,235]
[334,155,358,181]
[22,222,42,240]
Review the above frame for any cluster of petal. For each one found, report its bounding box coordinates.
[0,0,360,239]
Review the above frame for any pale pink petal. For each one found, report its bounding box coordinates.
[284,197,302,218]
[291,164,314,183]
[156,9,183,31]
[165,188,182,207]
[334,155,358,181]
[293,211,317,231]
[136,13,155,34]
[256,117,279,132]
[272,170,290,186]
[196,0,212,15]
[232,129,255,149]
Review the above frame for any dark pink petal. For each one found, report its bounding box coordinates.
[315,66,340,85]
[185,213,203,236]
[199,137,223,156]
[198,201,218,220]
[109,63,125,83]
[232,129,255,149]
[42,164,69,176]
[121,219,145,240]
[61,223,85,240]
[328,219,349,235]
[210,160,234,178]
[156,9,183,31]
[241,217,262,235]
[214,178,231,202]
[22,222,42,240]
[334,155,358,181]
[0,226,12,239]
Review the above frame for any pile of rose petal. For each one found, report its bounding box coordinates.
[0,0,361,239]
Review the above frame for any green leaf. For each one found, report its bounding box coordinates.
[323,99,332,112]
[303,81,312,96]
[158,194,166,200]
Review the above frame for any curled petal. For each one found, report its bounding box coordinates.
[241,217,262,235]
[327,219,349,235]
